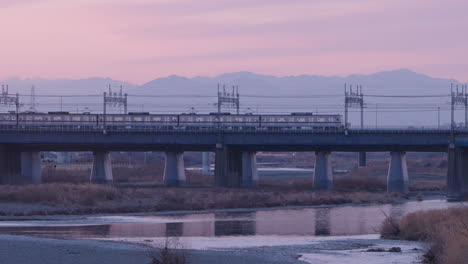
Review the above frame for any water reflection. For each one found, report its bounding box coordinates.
[315,208,330,236]
[0,200,461,239]
[214,212,255,236]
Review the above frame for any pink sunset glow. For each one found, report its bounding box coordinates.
[0,0,467,83]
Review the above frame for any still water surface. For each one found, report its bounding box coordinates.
[0,199,462,240]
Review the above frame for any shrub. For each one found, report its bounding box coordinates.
[381,207,468,264]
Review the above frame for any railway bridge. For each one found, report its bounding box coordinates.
[0,127,467,199]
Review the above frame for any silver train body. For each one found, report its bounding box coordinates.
[0,112,343,131]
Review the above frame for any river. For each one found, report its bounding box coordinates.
[0,199,464,263]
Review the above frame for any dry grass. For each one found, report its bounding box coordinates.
[334,167,386,191]
[0,184,122,206]
[0,184,405,216]
[42,164,89,183]
[409,180,446,192]
[380,207,468,264]
[150,238,187,264]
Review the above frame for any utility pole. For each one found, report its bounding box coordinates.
[451,83,466,130]
[375,103,378,128]
[438,106,440,129]
[103,84,128,132]
[29,86,37,112]
[217,84,240,114]
[0,85,20,123]
[465,84,468,128]
[344,83,366,167]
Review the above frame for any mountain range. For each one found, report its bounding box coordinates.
[0,69,464,126]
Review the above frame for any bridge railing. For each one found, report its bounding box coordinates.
[0,124,456,135]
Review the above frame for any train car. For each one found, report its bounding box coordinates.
[179,114,260,131]
[0,111,344,132]
[15,112,98,129]
[259,113,342,131]
[98,114,179,130]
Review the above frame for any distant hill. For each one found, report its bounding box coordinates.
[0,69,462,126]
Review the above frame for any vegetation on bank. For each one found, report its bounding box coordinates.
[381,207,468,264]
[0,183,408,216]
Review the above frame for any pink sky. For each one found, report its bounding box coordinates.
[0,0,467,84]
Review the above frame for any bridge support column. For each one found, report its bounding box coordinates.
[314,152,333,190]
[447,148,468,199]
[0,146,21,184]
[202,152,210,175]
[242,152,258,188]
[387,151,409,193]
[215,147,257,188]
[20,152,42,184]
[90,151,113,184]
[163,152,186,186]
[358,152,366,167]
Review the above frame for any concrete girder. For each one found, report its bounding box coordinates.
[163,152,186,186]
[447,147,468,199]
[314,152,333,190]
[0,146,21,184]
[90,151,113,184]
[358,152,367,167]
[20,152,42,184]
[214,147,257,188]
[242,152,258,188]
[387,151,409,193]
[202,152,210,175]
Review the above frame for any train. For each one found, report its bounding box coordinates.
[0,111,344,131]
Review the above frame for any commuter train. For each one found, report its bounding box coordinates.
[0,111,344,131]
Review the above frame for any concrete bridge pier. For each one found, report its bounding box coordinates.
[387,151,409,193]
[447,148,468,199]
[202,152,210,175]
[20,152,42,184]
[0,146,21,184]
[314,152,333,190]
[90,151,113,184]
[358,152,366,167]
[242,152,258,187]
[163,152,186,186]
[215,147,257,188]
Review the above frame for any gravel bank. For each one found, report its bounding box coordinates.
[0,234,425,264]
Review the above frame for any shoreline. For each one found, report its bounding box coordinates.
[0,193,447,220]
[0,233,427,264]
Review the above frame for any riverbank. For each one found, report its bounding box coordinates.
[0,234,425,264]
[381,207,468,264]
[0,183,414,216]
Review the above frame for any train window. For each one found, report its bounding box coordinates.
[132,116,143,122]
[72,116,81,122]
[52,116,62,121]
[152,116,162,122]
[33,116,43,121]
[114,116,123,122]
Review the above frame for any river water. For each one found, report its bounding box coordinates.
[0,199,461,240]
